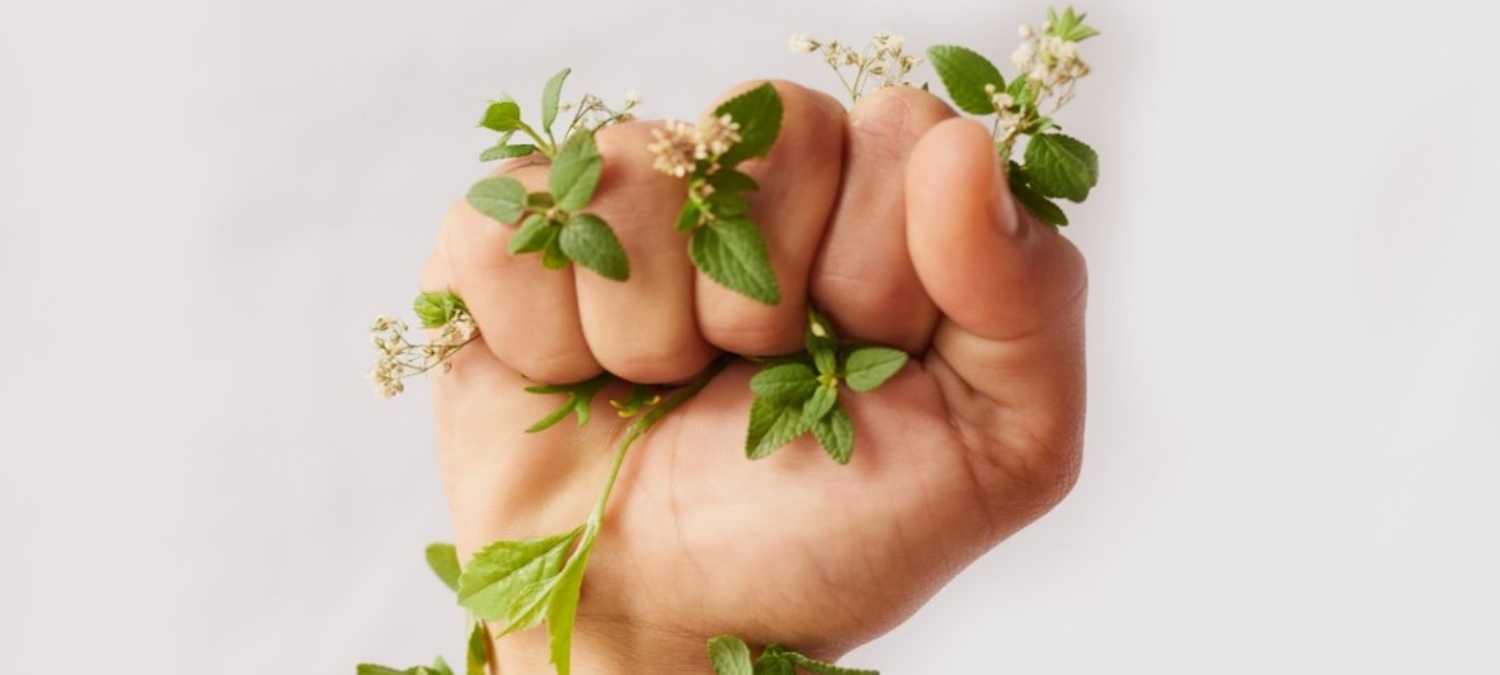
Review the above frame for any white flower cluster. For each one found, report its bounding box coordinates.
[646,113,743,179]
[983,83,1024,143]
[1011,20,1092,109]
[367,312,478,398]
[788,31,921,100]
[560,90,645,137]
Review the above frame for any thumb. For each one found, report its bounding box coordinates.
[906,118,1088,509]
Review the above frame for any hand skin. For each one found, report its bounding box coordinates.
[420,81,1088,675]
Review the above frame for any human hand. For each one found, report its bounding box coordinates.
[420,80,1087,675]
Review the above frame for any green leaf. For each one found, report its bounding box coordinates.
[715,83,784,166]
[752,654,796,675]
[689,218,780,305]
[549,130,603,211]
[479,101,523,132]
[430,657,454,675]
[1010,174,1069,227]
[676,199,702,232]
[465,621,488,675]
[412,291,468,329]
[456,528,582,621]
[508,215,554,254]
[356,666,409,675]
[560,213,629,281]
[528,192,556,210]
[1023,133,1099,202]
[926,45,1005,115]
[746,396,810,460]
[707,168,759,194]
[782,650,879,675]
[707,635,755,675]
[707,192,751,218]
[803,384,837,423]
[541,68,571,133]
[524,373,613,432]
[842,347,908,392]
[813,404,854,465]
[546,551,590,675]
[805,309,839,374]
[424,543,461,593]
[749,363,818,402]
[1050,7,1100,42]
[480,144,537,162]
[542,236,570,270]
[467,177,528,224]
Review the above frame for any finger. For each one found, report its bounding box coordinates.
[906,119,1088,508]
[439,160,602,383]
[810,86,954,353]
[573,122,718,384]
[695,80,845,356]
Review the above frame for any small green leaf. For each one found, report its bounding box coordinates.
[424,543,461,593]
[707,192,751,218]
[508,215,554,254]
[689,218,780,305]
[480,144,538,162]
[752,654,796,675]
[546,551,590,675]
[456,528,582,621]
[356,666,409,675]
[541,68,571,133]
[550,130,604,211]
[750,363,818,402]
[707,635,755,675]
[527,192,555,210]
[479,101,523,132]
[430,657,454,675]
[803,384,837,423]
[676,200,702,232]
[805,309,839,374]
[467,177,528,224]
[412,291,468,329]
[542,237,569,270]
[524,373,613,432]
[466,621,488,675]
[1009,174,1069,227]
[707,168,759,193]
[560,213,629,281]
[813,404,854,465]
[715,83,784,165]
[1023,133,1099,202]
[746,396,810,460]
[927,45,1005,115]
[842,347,908,392]
[783,650,879,675]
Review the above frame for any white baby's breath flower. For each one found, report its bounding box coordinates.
[788,33,817,53]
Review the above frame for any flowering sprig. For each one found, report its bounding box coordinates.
[650,82,785,305]
[477,68,641,161]
[927,6,1100,227]
[788,31,921,103]
[367,291,478,398]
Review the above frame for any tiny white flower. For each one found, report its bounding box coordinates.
[789,33,817,53]
[624,89,643,107]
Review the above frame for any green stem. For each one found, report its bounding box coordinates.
[585,358,730,529]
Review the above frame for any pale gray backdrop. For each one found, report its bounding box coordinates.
[2,0,1497,672]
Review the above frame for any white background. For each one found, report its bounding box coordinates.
[2,0,1497,672]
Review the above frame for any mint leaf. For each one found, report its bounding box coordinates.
[707,635,754,675]
[689,217,780,305]
[356,666,409,675]
[1009,174,1069,227]
[467,176,528,224]
[707,192,751,218]
[456,527,582,621]
[746,396,810,459]
[813,404,854,465]
[480,144,537,162]
[508,215,554,254]
[1023,133,1099,202]
[541,68,571,133]
[805,309,839,375]
[783,650,879,675]
[927,45,1005,116]
[749,363,817,402]
[413,291,468,329]
[803,384,837,424]
[542,236,570,270]
[545,551,590,675]
[524,374,612,432]
[424,543,461,593]
[559,213,629,281]
[676,200,702,232]
[430,657,454,675]
[550,130,603,211]
[466,621,488,675]
[753,654,796,675]
[1050,7,1100,42]
[842,346,908,392]
[715,83,783,166]
[479,101,523,132]
[707,168,759,193]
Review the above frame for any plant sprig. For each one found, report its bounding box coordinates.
[708,635,878,675]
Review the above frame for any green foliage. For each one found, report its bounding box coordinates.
[479,143,537,162]
[549,131,604,211]
[709,635,755,675]
[690,218,781,305]
[706,638,880,675]
[1024,133,1099,202]
[424,543,461,593]
[412,291,469,330]
[456,528,584,630]
[559,213,629,281]
[715,83,784,165]
[478,101,522,133]
[540,68,571,133]
[467,176,528,224]
[524,374,613,432]
[926,45,1005,115]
